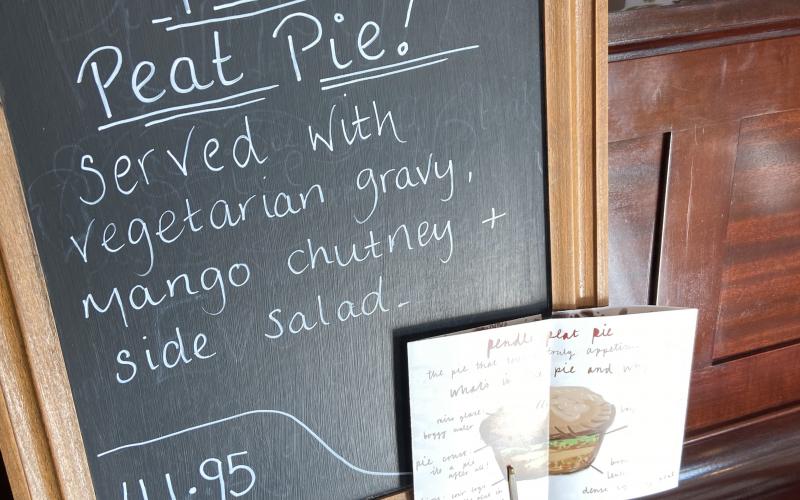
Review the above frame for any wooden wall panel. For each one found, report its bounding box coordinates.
[609,0,800,61]
[609,33,800,433]
[608,134,663,305]
[687,343,800,432]
[609,36,800,143]
[656,122,739,368]
[607,4,800,495]
[715,110,800,360]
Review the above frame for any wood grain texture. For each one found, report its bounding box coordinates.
[546,0,609,310]
[0,371,34,500]
[609,29,800,435]
[609,0,800,61]
[655,122,740,369]
[606,6,800,495]
[607,134,663,306]
[686,343,800,433]
[594,0,609,310]
[715,109,800,360]
[0,256,51,500]
[0,108,94,499]
[609,35,800,144]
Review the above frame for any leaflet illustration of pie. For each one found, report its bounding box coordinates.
[479,407,549,480]
[549,386,615,474]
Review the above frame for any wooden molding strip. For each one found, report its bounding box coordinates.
[0,255,54,500]
[546,0,609,310]
[595,0,609,309]
[0,108,94,499]
[609,0,800,61]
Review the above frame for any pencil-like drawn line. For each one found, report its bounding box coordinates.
[604,425,628,436]
[97,409,410,476]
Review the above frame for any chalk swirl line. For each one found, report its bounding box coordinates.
[96,409,410,477]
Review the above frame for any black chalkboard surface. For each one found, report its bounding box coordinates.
[0,1,548,498]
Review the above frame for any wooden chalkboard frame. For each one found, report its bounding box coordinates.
[0,1,607,498]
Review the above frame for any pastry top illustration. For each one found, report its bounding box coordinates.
[550,386,615,439]
[480,407,548,481]
[549,386,616,475]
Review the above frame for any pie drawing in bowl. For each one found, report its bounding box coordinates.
[549,386,615,474]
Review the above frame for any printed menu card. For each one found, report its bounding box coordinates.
[407,306,697,500]
[408,321,551,500]
[547,306,697,499]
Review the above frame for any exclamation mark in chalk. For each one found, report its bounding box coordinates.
[397,0,415,56]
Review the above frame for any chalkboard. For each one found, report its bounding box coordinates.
[0,1,548,498]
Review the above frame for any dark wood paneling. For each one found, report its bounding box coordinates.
[609,6,800,495]
[609,32,800,433]
[686,343,800,433]
[610,0,800,61]
[608,134,664,306]
[656,123,739,368]
[609,36,800,143]
[715,110,800,360]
